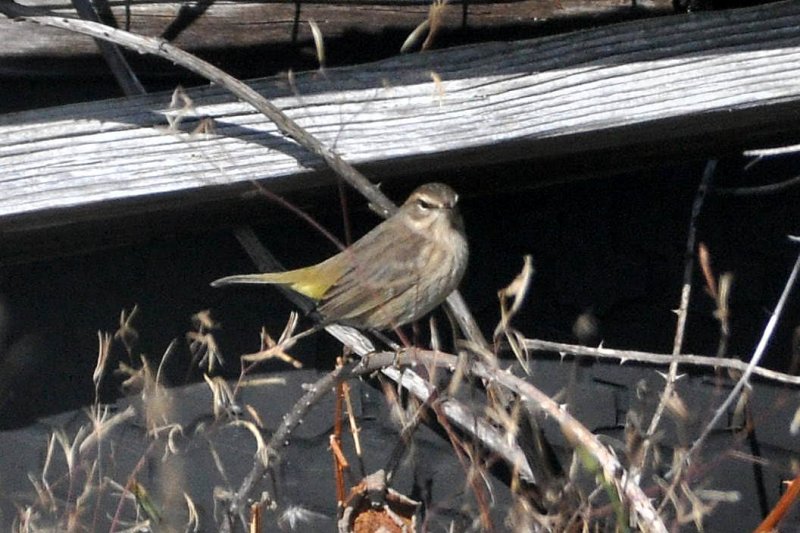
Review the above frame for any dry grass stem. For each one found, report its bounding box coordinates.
[165,85,195,130]
[400,18,430,54]
[307,19,326,70]
[400,0,448,52]
[231,420,270,467]
[715,272,734,337]
[114,305,139,358]
[244,404,266,429]
[494,255,534,374]
[80,405,136,455]
[423,0,449,51]
[430,71,445,107]
[188,310,224,374]
[240,314,303,368]
[698,242,718,300]
[204,374,242,419]
[699,243,734,355]
[93,331,112,396]
[341,381,363,458]
[184,492,201,532]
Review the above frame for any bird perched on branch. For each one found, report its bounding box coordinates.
[211,182,468,330]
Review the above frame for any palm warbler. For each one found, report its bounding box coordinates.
[211,183,468,330]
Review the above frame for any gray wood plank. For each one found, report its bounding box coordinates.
[1,1,800,241]
[0,0,663,69]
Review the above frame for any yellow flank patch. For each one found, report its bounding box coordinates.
[290,279,329,300]
[274,262,341,300]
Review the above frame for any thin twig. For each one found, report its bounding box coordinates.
[522,338,800,386]
[230,363,348,520]
[431,400,494,532]
[675,248,800,476]
[69,0,145,96]
[754,470,800,532]
[713,173,800,196]
[643,160,716,464]
[384,384,436,481]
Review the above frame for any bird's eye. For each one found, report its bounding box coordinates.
[416,198,435,210]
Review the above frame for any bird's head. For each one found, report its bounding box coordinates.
[401,183,462,233]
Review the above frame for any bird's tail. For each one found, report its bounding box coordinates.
[211,272,290,287]
[210,265,334,300]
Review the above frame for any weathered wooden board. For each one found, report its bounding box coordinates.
[0,0,667,71]
[1,1,800,257]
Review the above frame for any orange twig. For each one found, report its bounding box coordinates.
[754,471,800,532]
[698,242,718,300]
[332,358,347,506]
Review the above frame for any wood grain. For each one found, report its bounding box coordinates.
[0,0,666,67]
[1,1,799,256]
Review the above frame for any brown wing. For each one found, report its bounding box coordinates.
[316,220,425,327]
